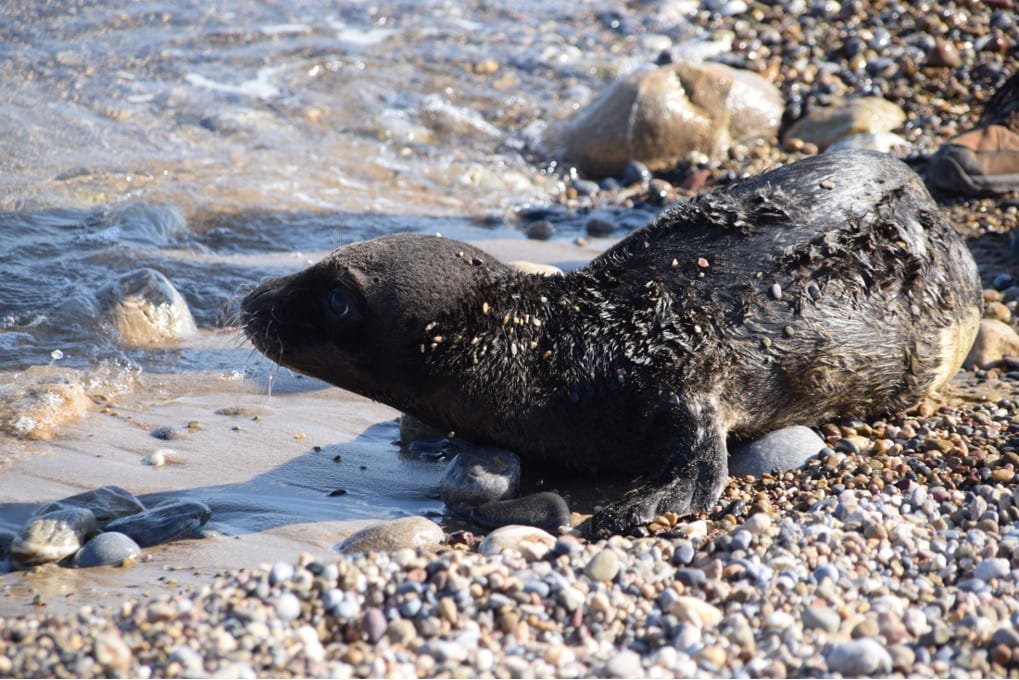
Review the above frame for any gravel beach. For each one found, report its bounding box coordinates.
[2,0,1018,677]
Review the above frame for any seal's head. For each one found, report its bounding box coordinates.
[241,233,510,400]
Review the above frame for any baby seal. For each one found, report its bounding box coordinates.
[242,150,981,537]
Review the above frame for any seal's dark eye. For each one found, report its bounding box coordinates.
[328,289,350,318]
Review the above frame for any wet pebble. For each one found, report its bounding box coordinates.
[337,516,444,554]
[440,447,521,511]
[469,491,570,534]
[73,532,141,568]
[104,499,211,548]
[729,425,825,476]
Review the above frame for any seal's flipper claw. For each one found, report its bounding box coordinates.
[589,396,728,538]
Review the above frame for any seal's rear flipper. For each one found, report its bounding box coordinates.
[589,395,728,538]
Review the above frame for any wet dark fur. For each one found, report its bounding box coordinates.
[242,151,981,537]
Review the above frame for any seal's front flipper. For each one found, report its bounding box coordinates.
[589,396,728,538]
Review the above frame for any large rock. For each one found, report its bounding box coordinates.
[96,268,197,346]
[104,499,211,547]
[784,97,906,151]
[965,319,1019,369]
[552,61,782,178]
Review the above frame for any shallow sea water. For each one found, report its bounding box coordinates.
[0,0,698,591]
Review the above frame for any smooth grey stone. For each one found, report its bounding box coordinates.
[586,217,615,237]
[337,516,444,554]
[729,425,825,476]
[802,605,841,633]
[826,638,893,676]
[584,548,621,581]
[440,447,521,511]
[104,499,211,547]
[11,507,97,567]
[469,492,571,534]
[525,219,555,241]
[72,532,141,568]
[974,557,1010,580]
[36,485,145,528]
[364,608,388,643]
[675,567,707,588]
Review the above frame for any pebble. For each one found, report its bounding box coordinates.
[525,219,555,240]
[103,499,211,548]
[729,425,825,476]
[974,557,1010,580]
[802,605,841,633]
[605,649,643,678]
[469,491,570,533]
[826,638,893,677]
[337,516,444,554]
[586,217,615,237]
[440,447,521,511]
[477,525,556,558]
[72,532,141,568]
[584,548,621,581]
[11,507,97,567]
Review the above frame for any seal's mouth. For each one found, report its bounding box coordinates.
[240,281,293,365]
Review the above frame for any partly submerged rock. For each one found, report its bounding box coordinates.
[783,97,905,151]
[337,516,445,554]
[104,499,211,547]
[36,485,145,528]
[440,447,521,511]
[552,61,782,178]
[11,507,97,567]
[96,268,197,346]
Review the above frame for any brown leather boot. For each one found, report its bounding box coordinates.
[929,72,1019,196]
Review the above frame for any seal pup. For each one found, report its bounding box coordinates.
[242,150,981,537]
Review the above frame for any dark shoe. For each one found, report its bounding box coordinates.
[929,72,1019,196]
